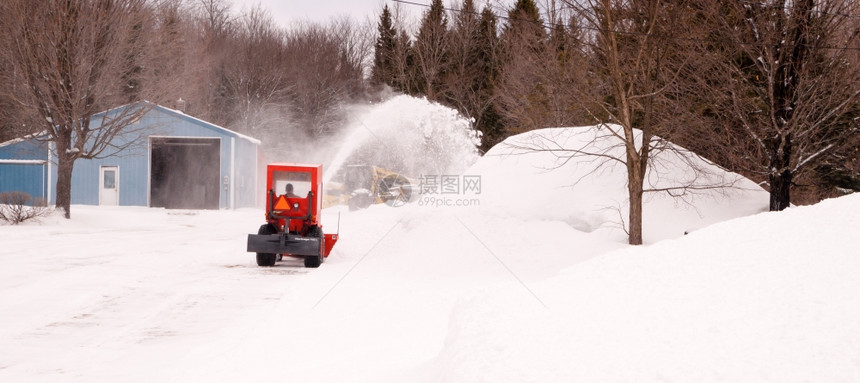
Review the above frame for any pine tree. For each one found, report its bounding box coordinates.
[496,0,551,134]
[370,5,396,88]
[454,0,478,31]
[412,0,449,100]
[392,28,415,94]
[504,0,546,50]
[475,6,504,151]
[441,0,479,113]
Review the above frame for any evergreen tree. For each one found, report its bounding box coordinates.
[441,0,480,113]
[412,0,449,100]
[454,0,478,31]
[496,0,551,134]
[370,5,396,88]
[504,0,546,49]
[475,6,504,151]
[392,28,415,94]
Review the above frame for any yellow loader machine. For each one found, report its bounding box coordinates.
[325,164,413,210]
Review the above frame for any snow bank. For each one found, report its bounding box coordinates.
[433,193,860,383]
[468,126,769,242]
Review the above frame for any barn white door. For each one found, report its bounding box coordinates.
[99,166,119,206]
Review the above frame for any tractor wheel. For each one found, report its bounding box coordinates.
[303,226,325,268]
[256,224,277,267]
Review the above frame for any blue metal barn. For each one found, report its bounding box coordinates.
[0,104,261,209]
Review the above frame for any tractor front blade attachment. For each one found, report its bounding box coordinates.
[247,233,321,256]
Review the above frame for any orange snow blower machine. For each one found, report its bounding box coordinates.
[246,163,338,267]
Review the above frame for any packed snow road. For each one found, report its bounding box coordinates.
[0,202,615,382]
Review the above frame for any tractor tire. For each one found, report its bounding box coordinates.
[303,226,325,268]
[256,224,278,267]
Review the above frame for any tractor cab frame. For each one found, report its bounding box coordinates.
[246,163,337,267]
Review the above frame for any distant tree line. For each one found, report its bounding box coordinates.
[371,0,859,214]
[0,0,373,158]
[0,0,857,220]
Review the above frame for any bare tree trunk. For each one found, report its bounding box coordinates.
[605,0,649,246]
[627,167,645,245]
[55,157,74,219]
[54,131,75,219]
[768,134,793,211]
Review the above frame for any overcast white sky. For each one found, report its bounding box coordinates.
[232,0,389,26]
[230,1,517,28]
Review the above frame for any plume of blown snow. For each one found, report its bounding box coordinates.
[325,95,481,181]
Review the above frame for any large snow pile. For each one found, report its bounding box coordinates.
[470,126,769,242]
[433,193,860,382]
[1,96,856,383]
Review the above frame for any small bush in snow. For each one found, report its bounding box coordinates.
[0,191,52,225]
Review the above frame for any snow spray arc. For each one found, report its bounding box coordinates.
[324,96,482,208]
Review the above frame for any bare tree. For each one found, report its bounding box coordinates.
[190,0,236,125]
[283,21,368,137]
[0,0,170,218]
[223,5,289,139]
[0,66,28,143]
[689,0,860,211]
[550,0,707,245]
[197,0,235,41]
[150,1,211,113]
[214,8,371,159]
[329,16,375,88]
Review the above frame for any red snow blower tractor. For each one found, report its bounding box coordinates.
[246,163,338,267]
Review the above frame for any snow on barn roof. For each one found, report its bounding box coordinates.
[0,102,262,147]
[149,103,262,145]
[0,131,49,149]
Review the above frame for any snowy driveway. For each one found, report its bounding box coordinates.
[0,204,613,382]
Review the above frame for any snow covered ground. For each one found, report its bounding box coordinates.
[2,98,858,382]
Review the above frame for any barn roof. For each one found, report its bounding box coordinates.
[146,103,261,145]
[0,131,48,149]
[0,103,262,147]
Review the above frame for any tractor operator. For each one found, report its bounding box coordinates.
[285,183,299,198]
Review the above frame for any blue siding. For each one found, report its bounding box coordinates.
[120,152,149,206]
[0,139,49,161]
[69,141,149,206]
[2,104,261,209]
[234,137,259,208]
[0,139,49,202]
[0,163,47,201]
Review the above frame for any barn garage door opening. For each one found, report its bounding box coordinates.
[150,137,220,209]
